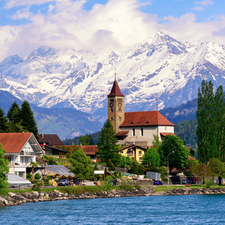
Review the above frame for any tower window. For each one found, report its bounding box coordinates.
[141,128,143,136]
[111,109,113,112]
[111,117,113,121]
[119,117,121,121]
[133,128,135,136]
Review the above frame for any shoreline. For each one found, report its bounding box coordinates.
[1,186,225,207]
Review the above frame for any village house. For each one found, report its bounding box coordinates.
[38,134,67,156]
[0,133,43,178]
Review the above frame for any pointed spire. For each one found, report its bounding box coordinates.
[108,72,124,97]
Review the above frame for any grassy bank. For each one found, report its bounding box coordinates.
[155,185,225,192]
[10,182,141,195]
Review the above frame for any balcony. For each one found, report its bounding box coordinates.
[20,151,38,156]
[9,162,32,168]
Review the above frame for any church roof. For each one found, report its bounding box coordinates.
[108,79,124,97]
[120,111,175,127]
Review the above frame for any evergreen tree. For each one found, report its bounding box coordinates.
[0,108,10,133]
[130,161,139,174]
[107,159,116,171]
[70,148,94,180]
[0,144,9,196]
[19,101,39,140]
[7,101,21,124]
[97,119,119,166]
[197,81,217,163]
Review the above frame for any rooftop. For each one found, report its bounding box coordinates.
[120,111,175,127]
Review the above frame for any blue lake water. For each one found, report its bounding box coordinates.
[0,194,225,224]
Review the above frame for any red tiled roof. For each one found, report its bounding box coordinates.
[108,79,124,97]
[38,134,64,146]
[116,131,129,136]
[0,133,32,153]
[120,111,175,127]
[81,145,98,155]
[160,133,176,137]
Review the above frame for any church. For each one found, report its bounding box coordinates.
[107,78,175,150]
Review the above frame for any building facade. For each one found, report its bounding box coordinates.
[1,133,43,178]
[108,79,175,148]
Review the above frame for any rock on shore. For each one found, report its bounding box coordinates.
[0,187,225,207]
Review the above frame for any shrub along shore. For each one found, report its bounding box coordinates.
[1,184,225,207]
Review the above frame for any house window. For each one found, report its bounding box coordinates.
[5,156,11,161]
[133,128,135,136]
[139,151,142,155]
[141,128,143,136]
[121,151,123,153]
[127,150,133,156]
[19,172,25,177]
[139,157,142,161]
[165,127,167,130]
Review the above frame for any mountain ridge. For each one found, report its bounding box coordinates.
[1,31,225,120]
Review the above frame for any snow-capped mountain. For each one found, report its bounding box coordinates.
[1,31,225,118]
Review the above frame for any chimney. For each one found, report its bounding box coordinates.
[80,142,82,148]
[42,134,44,138]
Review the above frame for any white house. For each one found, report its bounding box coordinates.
[0,133,43,178]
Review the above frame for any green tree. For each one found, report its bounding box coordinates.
[80,134,92,145]
[189,161,213,185]
[158,135,189,172]
[19,101,39,140]
[130,161,139,174]
[0,108,10,133]
[97,119,119,166]
[214,86,225,161]
[70,148,94,180]
[142,147,160,167]
[197,80,217,163]
[0,144,9,195]
[107,159,116,171]
[117,155,133,168]
[209,158,225,185]
[7,101,21,124]
[152,134,162,149]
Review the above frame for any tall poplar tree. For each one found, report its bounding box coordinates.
[197,81,222,163]
[19,101,39,140]
[214,85,225,161]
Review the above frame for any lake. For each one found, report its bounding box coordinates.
[0,194,225,224]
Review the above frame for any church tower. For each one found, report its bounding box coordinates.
[108,78,125,133]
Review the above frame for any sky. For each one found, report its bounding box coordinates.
[0,0,225,61]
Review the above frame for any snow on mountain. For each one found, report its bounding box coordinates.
[1,31,225,119]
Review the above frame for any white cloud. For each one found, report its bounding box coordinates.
[0,0,225,62]
[5,0,57,9]
[194,0,213,6]
[193,6,204,11]
[11,7,31,20]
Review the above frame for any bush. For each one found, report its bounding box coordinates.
[206,179,214,188]
[105,175,113,181]
[32,181,41,191]
[26,173,32,179]
[34,173,40,180]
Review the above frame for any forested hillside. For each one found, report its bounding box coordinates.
[174,120,197,149]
